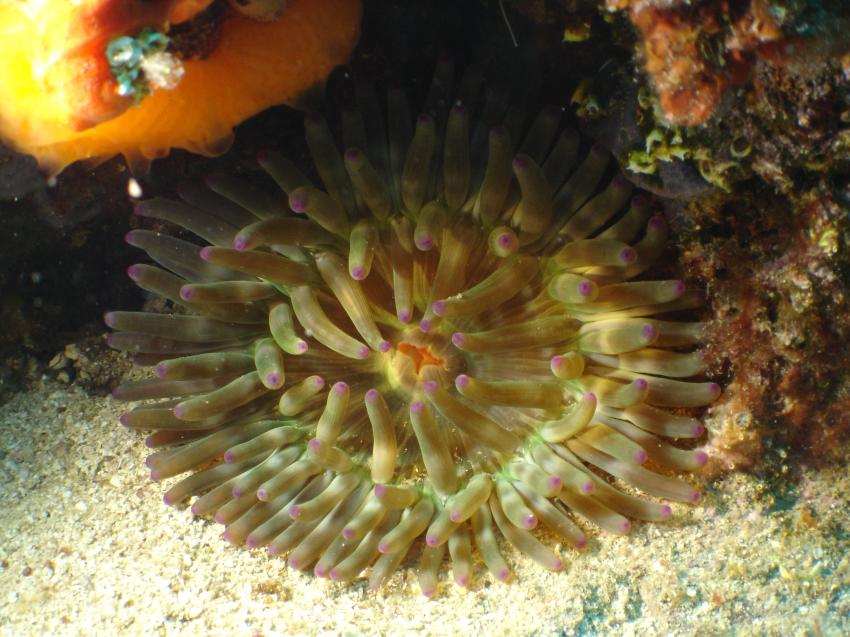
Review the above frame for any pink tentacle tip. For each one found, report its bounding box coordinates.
[551,559,564,572]
[612,173,631,189]
[431,300,446,316]
[575,536,588,550]
[410,401,425,414]
[358,345,371,359]
[423,380,438,395]
[307,438,323,452]
[523,514,538,529]
[451,332,465,347]
[233,236,248,252]
[398,309,411,323]
[551,355,564,367]
[497,233,515,249]
[289,192,308,213]
[126,265,141,279]
[449,510,462,523]
[620,520,632,534]
[179,286,193,301]
[377,542,390,554]
[365,388,380,402]
[694,450,709,465]
[333,381,349,394]
[689,490,702,503]
[223,451,235,464]
[314,565,327,577]
[620,246,637,264]
[660,504,673,518]
[374,483,388,497]
[190,503,202,516]
[350,265,366,280]
[162,493,173,505]
[672,280,687,295]
[648,214,665,230]
[173,404,185,418]
[232,488,244,498]
[379,340,392,353]
[246,536,258,549]
[641,324,657,340]
[708,383,722,397]
[118,413,129,427]
[214,512,226,525]
[266,372,281,388]
[512,154,530,170]
[425,534,439,547]
[692,422,706,437]
[548,476,562,491]
[577,280,594,297]
[633,378,649,391]
[257,489,269,502]
[416,236,433,251]
[267,546,278,556]
[288,556,299,569]
[198,246,213,261]
[633,449,648,464]
[455,374,470,390]
[103,312,116,327]
[342,528,355,540]
[313,376,325,389]
[419,318,432,332]
[155,363,168,378]
[344,147,362,162]
[123,231,134,245]
[421,587,436,599]
[580,480,594,495]
[497,568,511,582]
[584,392,597,402]
[455,575,470,588]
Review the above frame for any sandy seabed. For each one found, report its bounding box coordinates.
[0,381,847,637]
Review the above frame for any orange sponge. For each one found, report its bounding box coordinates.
[0,0,362,175]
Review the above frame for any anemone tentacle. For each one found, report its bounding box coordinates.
[108,61,717,595]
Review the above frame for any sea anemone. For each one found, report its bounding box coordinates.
[106,59,717,595]
[0,0,362,175]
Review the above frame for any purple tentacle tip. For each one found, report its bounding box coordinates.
[660,504,673,518]
[577,280,594,297]
[419,318,432,332]
[451,332,465,347]
[423,380,437,395]
[410,401,424,415]
[358,345,371,359]
[673,280,687,295]
[223,451,235,464]
[198,246,213,261]
[289,192,307,213]
[398,309,411,323]
[179,286,193,301]
[103,312,115,327]
[425,534,438,547]
[497,233,514,249]
[695,450,709,465]
[333,381,349,394]
[512,154,530,170]
[377,542,390,554]
[350,265,366,280]
[641,324,657,340]
[155,363,168,378]
[246,536,258,549]
[620,247,637,264]
[455,374,470,390]
[233,236,248,252]
[365,388,379,402]
[119,413,129,427]
[416,235,433,251]
[126,265,140,279]
[379,340,392,353]
[431,300,446,316]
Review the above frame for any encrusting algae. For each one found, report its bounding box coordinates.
[0,0,362,175]
[106,59,719,595]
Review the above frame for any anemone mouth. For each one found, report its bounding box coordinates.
[107,60,717,594]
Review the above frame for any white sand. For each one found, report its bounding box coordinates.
[1,381,847,636]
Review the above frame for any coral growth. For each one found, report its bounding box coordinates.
[106,61,718,593]
[607,0,850,127]
[0,0,362,174]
